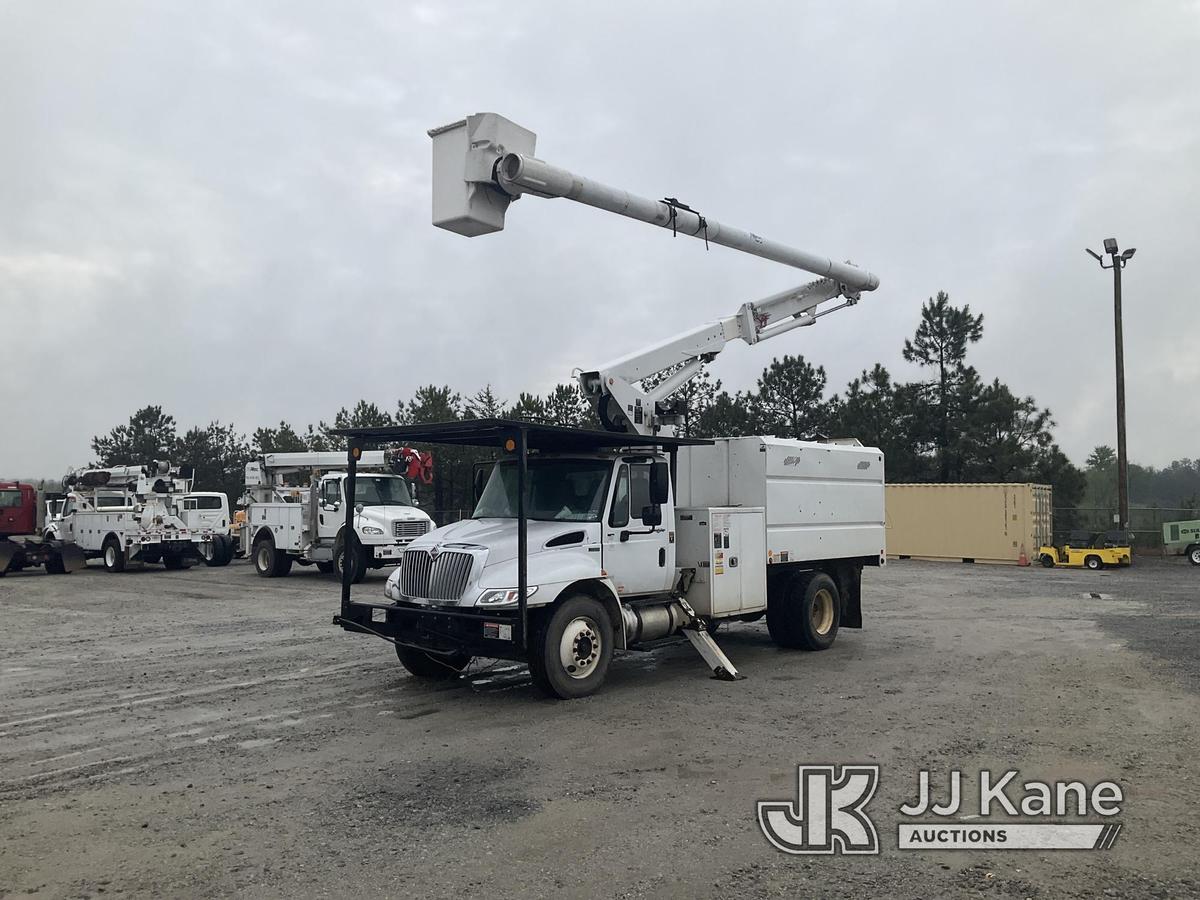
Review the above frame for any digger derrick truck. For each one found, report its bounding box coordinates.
[55,462,223,572]
[0,482,85,576]
[240,448,435,581]
[334,112,885,698]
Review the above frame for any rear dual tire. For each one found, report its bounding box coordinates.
[202,535,234,568]
[253,538,293,578]
[102,538,126,573]
[767,571,840,651]
[1188,545,1200,567]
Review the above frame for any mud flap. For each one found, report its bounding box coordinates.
[682,627,744,681]
[58,543,86,573]
[0,541,15,574]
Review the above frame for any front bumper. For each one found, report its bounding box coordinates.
[336,600,524,659]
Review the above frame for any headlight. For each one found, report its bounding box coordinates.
[361,526,384,535]
[477,586,538,607]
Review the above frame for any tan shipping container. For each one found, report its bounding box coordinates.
[885,483,1053,564]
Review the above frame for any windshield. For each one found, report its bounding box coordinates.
[473,459,612,523]
[353,476,413,507]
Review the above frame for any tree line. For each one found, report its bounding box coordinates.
[86,293,1197,518]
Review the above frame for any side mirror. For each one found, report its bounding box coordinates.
[641,504,663,527]
[649,461,670,505]
[354,503,364,515]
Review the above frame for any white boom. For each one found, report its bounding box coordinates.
[579,277,854,434]
[428,112,880,436]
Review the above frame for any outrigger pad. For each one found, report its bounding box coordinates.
[682,628,745,681]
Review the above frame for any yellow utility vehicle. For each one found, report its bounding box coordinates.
[1039,531,1132,570]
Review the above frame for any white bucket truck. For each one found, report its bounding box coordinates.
[241,450,435,581]
[334,112,886,698]
[56,462,222,572]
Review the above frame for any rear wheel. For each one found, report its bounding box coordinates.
[394,644,472,679]
[102,537,126,573]
[253,537,292,577]
[529,595,614,699]
[768,571,841,651]
[1084,555,1103,571]
[202,535,232,567]
[1040,553,1055,568]
[1188,545,1200,566]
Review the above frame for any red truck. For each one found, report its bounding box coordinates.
[0,482,84,576]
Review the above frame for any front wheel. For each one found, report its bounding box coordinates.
[1084,555,1103,571]
[1188,545,1200,567]
[334,539,367,584]
[394,644,472,679]
[528,595,614,699]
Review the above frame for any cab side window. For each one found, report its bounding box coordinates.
[609,465,630,528]
[322,480,340,506]
[629,464,652,519]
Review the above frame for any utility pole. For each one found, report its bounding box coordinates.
[1086,239,1136,532]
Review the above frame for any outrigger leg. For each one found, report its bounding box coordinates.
[682,627,743,681]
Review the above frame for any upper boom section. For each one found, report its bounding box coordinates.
[428,113,879,293]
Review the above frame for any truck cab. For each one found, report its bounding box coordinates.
[178,492,231,533]
[320,471,432,548]
[385,452,671,611]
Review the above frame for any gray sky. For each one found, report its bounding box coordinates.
[3,0,1197,477]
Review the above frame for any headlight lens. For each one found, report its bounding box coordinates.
[477,586,538,606]
[361,526,384,535]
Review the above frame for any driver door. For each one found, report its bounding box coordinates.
[316,477,341,540]
[57,497,77,542]
[601,461,674,597]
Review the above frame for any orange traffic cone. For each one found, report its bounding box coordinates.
[1018,545,1030,567]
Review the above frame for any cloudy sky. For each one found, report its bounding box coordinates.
[3,0,1197,477]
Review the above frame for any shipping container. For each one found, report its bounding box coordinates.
[885,483,1053,565]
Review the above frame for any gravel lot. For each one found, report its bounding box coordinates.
[2,556,1198,898]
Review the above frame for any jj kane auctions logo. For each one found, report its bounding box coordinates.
[758,766,1124,854]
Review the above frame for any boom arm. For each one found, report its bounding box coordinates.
[579,277,854,434]
[428,112,881,435]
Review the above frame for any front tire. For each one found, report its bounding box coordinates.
[102,537,126,573]
[528,595,614,699]
[334,538,367,584]
[1084,555,1103,571]
[394,644,472,679]
[1188,545,1200,567]
[768,571,841,651]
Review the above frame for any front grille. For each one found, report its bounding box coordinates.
[393,520,429,540]
[400,549,473,601]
